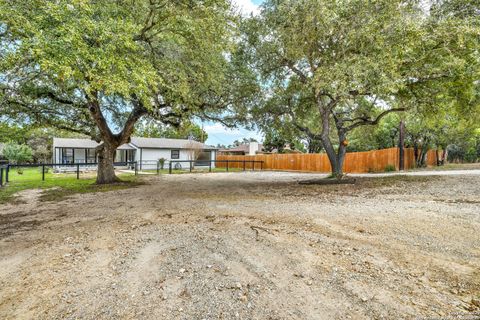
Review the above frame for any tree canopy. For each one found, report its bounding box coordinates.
[134,120,208,142]
[239,0,479,176]
[0,0,478,182]
[0,0,242,183]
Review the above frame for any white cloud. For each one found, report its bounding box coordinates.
[231,0,259,16]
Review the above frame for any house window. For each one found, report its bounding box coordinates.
[62,148,74,164]
[171,150,180,159]
[86,149,96,163]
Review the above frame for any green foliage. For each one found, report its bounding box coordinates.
[0,0,233,105]
[0,0,245,183]
[232,138,258,147]
[263,128,304,153]
[2,143,33,164]
[0,123,28,144]
[348,113,401,152]
[384,164,396,172]
[135,120,208,142]
[0,168,138,204]
[158,158,166,170]
[263,130,287,153]
[240,0,479,174]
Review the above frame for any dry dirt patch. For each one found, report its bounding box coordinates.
[0,172,479,319]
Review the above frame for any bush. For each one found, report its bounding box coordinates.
[384,164,396,172]
[2,142,33,164]
[447,144,465,163]
[158,158,166,170]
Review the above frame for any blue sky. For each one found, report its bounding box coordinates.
[204,0,264,147]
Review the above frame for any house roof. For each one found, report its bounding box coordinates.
[53,138,99,149]
[53,137,216,150]
[130,137,215,150]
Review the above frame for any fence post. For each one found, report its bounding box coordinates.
[157,161,159,175]
[169,162,172,174]
[260,161,263,170]
[135,162,138,176]
[0,167,3,187]
[42,165,45,181]
[226,160,229,172]
[243,160,246,171]
[6,165,9,183]
[252,161,255,171]
[190,160,192,172]
[209,161,212,172]
[76,164,80,179]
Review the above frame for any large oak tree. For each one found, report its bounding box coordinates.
[0,0,247,183]
[241,0,478,177]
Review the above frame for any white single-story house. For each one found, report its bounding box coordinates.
[52,137,217,170]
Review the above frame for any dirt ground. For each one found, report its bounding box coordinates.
[0,172,479,320]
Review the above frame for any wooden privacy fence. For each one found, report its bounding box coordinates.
[217,147,440,173]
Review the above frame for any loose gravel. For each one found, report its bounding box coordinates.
[0,172,479,319]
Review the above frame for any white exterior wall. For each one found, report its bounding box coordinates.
[136,148,216,170]
[54,148,60,163]
[211,150,216,168]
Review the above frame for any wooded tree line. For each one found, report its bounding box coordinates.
[1,0,478,182]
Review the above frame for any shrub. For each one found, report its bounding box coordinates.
[2,143,33,164]
[2,143,33,173]
[447,144,465,163]
[158,158,166,170]
[384,164,396,172]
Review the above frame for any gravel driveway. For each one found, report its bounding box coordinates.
[0,172,479,319]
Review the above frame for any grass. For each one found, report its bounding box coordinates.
[0,165,249,204]
[0,167,141,204]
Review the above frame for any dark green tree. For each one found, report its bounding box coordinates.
[241,0,479,177]
[0,0,240,183]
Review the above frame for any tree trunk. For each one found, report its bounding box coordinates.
[96,143,120,184]
[418,147,428,167]
[413,142,419,166]
[320,135,345,178]
[337,141,347,176]
[317,99,344,178]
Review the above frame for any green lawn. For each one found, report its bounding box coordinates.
[0,165,252,204]
[0,167,140,204]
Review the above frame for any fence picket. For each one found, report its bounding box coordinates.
[217,147,440,173]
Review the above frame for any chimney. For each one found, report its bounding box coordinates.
[248,142,258,156]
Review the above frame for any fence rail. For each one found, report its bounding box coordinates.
[217,147,441,173]
[167,159,264,174]
[1,161,138,185]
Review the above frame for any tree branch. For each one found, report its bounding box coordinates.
[283,59,308,83]
[345,108,406,132]
[118,95,148,144]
